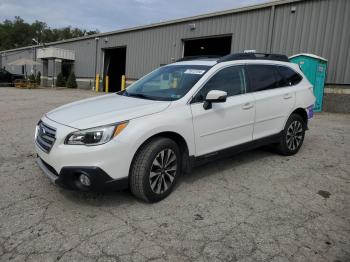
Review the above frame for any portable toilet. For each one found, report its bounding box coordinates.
[289,53,328,112]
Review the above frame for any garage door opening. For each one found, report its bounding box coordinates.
[103,47,126,92]
[183,36,232,57]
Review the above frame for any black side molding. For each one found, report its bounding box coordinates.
[190,132,282,168]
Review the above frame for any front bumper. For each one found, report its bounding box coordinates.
[36,157,128,192]
[34,116,135,184]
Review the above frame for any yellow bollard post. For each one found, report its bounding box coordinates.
[172,78,178,88]
[95,74,99,92]
[121,75,126,90]
[105,75,109,93]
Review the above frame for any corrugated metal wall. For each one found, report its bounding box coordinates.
[271,0,350,84]
[90,7,271,80]
[2,48,42,75]
[52,39,97,77]
[1,0,349,85]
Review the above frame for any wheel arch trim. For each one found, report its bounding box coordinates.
[129,131,192,177]
[282,107,308,131]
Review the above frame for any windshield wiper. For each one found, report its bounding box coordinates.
[127,92,155,100]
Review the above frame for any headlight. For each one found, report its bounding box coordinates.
[65,122,128,146]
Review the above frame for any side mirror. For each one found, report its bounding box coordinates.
[203,90,227,110]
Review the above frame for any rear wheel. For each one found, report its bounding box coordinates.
[130,137,180,203]
[276,114,306,156]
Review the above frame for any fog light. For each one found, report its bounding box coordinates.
[79,174,91,186]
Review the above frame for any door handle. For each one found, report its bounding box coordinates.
[242,103,254,110]
[283,93,292,99]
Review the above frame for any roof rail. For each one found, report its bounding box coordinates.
[176,55,222,62]
[217,53,289,63]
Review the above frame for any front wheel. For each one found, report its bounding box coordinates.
[276,114,306,156]
[129,137,181,203]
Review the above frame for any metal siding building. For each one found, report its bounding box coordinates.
[1,0,349,87]
[271,0,350,85]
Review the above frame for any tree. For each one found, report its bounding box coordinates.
[56,73,66,87]
[0,17,99,51]
[36,71,41,85]
[66,72,77,88]
[29,74,36,83]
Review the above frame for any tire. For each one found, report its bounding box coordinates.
[129,137,181,203]
[276,114,306,156]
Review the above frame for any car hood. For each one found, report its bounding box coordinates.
[46,94,171,129]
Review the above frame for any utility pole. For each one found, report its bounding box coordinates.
[32,38,40,75]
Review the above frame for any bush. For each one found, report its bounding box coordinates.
[56,73,66,87]
[36,71,41,85]
[29,74,36,83]
[66,72,77,88]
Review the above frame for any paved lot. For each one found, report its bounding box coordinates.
[0,87,349,262]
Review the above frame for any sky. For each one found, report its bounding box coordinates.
[0,0,273,33]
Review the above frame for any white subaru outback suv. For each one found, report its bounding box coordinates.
[35,53,315,202]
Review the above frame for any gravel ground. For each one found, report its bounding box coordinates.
[0,87,349,262]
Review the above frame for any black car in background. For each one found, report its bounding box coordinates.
[0,68,25,86]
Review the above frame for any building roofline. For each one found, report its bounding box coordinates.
[0,0,303,54]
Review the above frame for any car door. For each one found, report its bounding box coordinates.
[190,65,255,156]
[246,64,295,140]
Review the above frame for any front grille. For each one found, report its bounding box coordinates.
[36,121,56,153]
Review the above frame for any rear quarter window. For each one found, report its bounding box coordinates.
[277,66,302,86]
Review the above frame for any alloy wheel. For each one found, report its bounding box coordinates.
[149,149,177,194]
[286,120,303,151]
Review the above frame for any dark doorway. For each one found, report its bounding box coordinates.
[183,36,232,57]
[104,47,126,92]
[61,60,74,79]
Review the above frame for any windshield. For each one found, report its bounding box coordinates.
[121,65,210,101]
